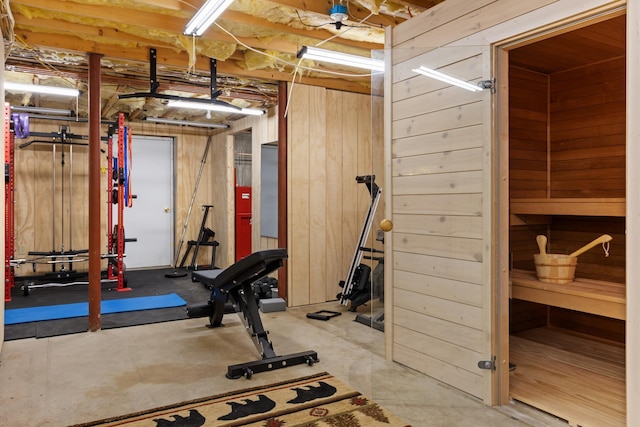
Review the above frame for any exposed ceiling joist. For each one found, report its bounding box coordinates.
[4,0,443,124]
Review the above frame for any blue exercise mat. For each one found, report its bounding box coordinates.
[4,293,186,325]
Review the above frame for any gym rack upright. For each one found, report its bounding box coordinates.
[105,112,133,292]
[4,103,15,301]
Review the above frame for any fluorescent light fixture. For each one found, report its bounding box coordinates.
[412,66,482,92]
[297,46,384,72]
[168,100,265,116]
[145,117,229,129]
[184,0,235,36]
[5,82,80,97]
[11,106,73,116]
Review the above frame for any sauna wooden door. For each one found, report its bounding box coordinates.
[389,43,498,403]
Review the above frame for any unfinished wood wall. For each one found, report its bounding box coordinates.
[389,0,628,405]
[230,108,279,256]
[287,84,384,307]
[165,109,281,271]
[147,122,228,270]
[12,120,228,275]
[14,121,88,265]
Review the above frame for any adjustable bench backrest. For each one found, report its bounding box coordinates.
[212,248,288,293]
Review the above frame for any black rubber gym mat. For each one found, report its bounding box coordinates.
[4,268,210,341]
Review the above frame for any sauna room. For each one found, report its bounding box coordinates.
[507,13,626,427]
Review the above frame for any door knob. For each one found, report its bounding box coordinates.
[164,207,170,213]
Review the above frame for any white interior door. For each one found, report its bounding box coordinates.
[120,135,174,269]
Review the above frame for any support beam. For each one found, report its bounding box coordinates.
[88,52,102,332]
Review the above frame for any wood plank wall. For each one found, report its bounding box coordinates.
[550,57,626,198]
[508,57,625,201]
[161,122,229,270]
[508,59,626,273]
[390,41,487,398]
[287,84,384,306]
[509,67,548,199]
[220,107,279,264]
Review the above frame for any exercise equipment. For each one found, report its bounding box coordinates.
[5,103,15,302]
[105,112,134,292]
[306,310,342,321]
[18,126,89,278]
[167,136,212,279]
[179,204,219,272]
[354,230,385,332]
[17,114,134,295]
[187,249,319,379]
[5,293,186,325]
[11,122,96,293]
[337,175,382,310]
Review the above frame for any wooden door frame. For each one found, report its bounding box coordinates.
[495,46,510,405]
[625,3,639,425]
[493,2,629,408]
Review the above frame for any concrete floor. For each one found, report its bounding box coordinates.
[0,301,569,426]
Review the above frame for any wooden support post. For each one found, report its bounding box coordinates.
[88,52,102,332]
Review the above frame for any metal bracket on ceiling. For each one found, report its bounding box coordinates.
[210,57,222,99]
[149,48,159,94]
[118,48,238,110]
[478,78,496,93]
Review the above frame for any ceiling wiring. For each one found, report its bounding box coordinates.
[1,0,15,60]
[213,21,376,78]
[11,34,83,90]
[346,0,387,29]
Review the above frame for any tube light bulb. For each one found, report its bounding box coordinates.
[297,46,384,72]
[5,82,80,97]
[412,66,482,92]
[168,100,265,116]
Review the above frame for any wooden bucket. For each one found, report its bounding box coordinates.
[533,254,577,284]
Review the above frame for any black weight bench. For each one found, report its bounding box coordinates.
[187,248,319,379]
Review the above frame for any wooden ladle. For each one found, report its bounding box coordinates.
[536,235,549,263]
[569,234,613,258]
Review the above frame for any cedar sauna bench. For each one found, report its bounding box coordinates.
[507,15,626,427]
